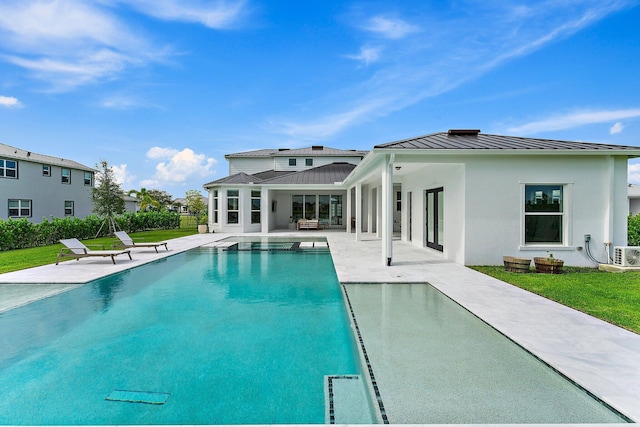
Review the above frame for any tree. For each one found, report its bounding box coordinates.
[147,189,173,209]
[185,190,207,226]
[92,160,125,236]
[127,187,161,212]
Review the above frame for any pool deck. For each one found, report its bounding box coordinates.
[1,231,639,425]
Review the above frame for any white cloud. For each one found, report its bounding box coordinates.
[111,163,136,188]
[0,0,159,91]
[145,146,217,184]
[361,16,420,40]
[344,46,382,66]
[628,162,640,185]
[610,122,624,134]
[0,95,21,108]
[506,108,640,135]
[123,0,248,29]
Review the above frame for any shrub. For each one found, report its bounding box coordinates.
[0,211,181,251]
[629,214,640,246]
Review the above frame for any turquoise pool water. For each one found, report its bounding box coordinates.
[0,249,364,425]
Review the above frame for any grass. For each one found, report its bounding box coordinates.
[472,265,640,334]
[0,228,198,274]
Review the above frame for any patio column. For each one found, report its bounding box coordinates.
[382,154,394,266]
[355,182,362,241]
[346,186,352,234]
[207,188,214,232]
[376,185,382,238]
[367,186,374,233]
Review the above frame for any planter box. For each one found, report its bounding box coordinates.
[503,256,531,273]
[534,257,564,274]
[197,224,208,234]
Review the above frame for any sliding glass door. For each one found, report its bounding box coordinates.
[426,187,443,251]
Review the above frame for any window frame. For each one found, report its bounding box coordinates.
[61,168,71,184]
[42,165,51,177]
[522,183,569,247]
[251,190,261,224]
[212,190,219,224]
[288,158,297,166]
[305,158,313,166]
[8,199,32,218]
[227,189,239,224]
[64,200,74,217]
[0,158,18,179]
[84,171,93,186]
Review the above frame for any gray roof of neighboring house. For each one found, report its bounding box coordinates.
[225,146,367,158]
[0,142,95,170]
[205,163,357,187]
[629,184,640,198]
[375,130,640,152]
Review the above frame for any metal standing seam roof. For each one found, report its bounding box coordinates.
[374,132,640,152]
[225,146,368,158]
[0,142,95,170]
[205,163,357,187]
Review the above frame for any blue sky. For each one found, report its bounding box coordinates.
[1,0,640,198]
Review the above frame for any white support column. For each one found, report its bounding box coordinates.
[367,186,373,234]
[355,182,362,241]
[376,185,382,238]
[346,186,352,234]
[261,188,269,233]
[382,155,394,266]
[207,188,214,233]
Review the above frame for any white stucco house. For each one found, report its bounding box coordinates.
[204,130,640,267]
[1,142,95,222]
[628,184,640,216]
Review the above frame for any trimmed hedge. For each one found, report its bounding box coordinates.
[629,214,640,246]
[0,211,181,251]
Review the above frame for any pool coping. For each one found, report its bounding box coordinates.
[1,231,639,425]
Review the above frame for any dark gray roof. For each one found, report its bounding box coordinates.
[225,146,367,158]
[375,131,640,152]
[207,172,262,185]
[252,170,291,180]
[261,163,356,184]
[0,142,94,170]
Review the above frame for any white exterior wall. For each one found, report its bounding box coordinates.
[400,163,466,264]
[228,158,274,175]
[463,155,625,266]
[273,156,361,172]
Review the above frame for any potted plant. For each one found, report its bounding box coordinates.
[534,252,564,274]
[502,256,531,273]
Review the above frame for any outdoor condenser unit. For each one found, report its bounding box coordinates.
[613,246,640,267]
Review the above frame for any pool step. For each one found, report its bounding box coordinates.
[324,375,375,424]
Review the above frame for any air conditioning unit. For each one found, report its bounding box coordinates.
[613,246,640,267]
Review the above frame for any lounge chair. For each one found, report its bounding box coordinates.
[113,231,168,253]
[56,238,132,265]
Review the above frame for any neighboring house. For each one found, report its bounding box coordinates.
[204,146,367,233]
[204,131,640,267]
[123,195,139,213]
[0,142,95,222]
[172,196,208,214]
[628,184,640,216]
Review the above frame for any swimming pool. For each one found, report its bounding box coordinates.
[0,248,373,425]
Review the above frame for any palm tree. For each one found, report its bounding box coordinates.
[127,188,160,212]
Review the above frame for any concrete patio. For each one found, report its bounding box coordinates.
[1,231,639,424]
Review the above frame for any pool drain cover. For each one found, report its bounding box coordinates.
[106,389,170,405]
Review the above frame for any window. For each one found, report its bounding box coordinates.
[0,159,18,178]
[524,184,564,244]
[42,165,51,177]
[8,199,31,217]
[84,171,93,186]
[251,190,261,224]
[396,191,402,211]
[61,168,70,184]
[212,190,219,224]
[64,201,74,216]
[305,158,313,166]
[289,158,297,166]
[227,189,239,224]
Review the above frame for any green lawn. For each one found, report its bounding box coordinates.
[472,266,640,334]
[0,228,198,274]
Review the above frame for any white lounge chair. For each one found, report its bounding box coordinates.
[113,231,168,253]
[56,238,132,265]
